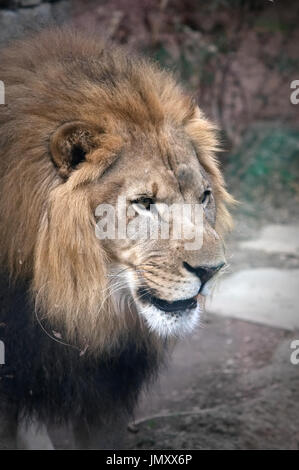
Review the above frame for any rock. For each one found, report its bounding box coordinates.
[0,2,70,46]
[19,0,42,8]
[18,3,52,22]
[240,224,299,255]
[0,10,18,45]
[206,268,299,331]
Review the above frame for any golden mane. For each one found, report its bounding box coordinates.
[0,28,233,353]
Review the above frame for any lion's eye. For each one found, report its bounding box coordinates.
[201,189,211,206]
[131,197,154,211]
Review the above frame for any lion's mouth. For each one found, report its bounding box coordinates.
[135,286,202,337]
[137,288,198,314]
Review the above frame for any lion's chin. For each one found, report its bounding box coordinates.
[136,301,202,338]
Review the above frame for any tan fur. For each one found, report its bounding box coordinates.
[0,28,233,354]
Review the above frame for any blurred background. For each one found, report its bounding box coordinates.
[0,0,298,449]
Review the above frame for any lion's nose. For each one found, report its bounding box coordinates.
[183,261,225,287]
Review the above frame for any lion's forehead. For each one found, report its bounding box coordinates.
[122,164,207,204]
[117,133,207,201]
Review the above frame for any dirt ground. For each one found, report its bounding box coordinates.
[124,316,299,450]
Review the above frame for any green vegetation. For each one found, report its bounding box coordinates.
[226,124,299,204]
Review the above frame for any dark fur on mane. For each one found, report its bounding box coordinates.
[0,272,163,426]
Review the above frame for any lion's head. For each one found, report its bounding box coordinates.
[0,29,233,353]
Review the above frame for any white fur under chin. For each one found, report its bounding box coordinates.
[137,302,201,338]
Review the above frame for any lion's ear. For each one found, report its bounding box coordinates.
[50,121,103,178]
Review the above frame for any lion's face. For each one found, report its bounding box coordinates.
[35,108,232,346]
[89,126,226,337]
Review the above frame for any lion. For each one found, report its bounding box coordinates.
[0,28,233,449]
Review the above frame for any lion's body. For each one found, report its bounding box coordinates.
[0,28,233,448]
